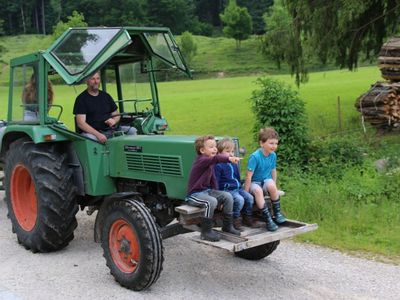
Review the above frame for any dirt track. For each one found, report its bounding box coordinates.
[0,191,399,300]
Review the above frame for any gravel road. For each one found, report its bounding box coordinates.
[0,191,399,300]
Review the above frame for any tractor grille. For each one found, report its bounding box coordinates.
[125,153,183,176]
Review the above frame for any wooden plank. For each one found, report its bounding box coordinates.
[233,223,318,252]
[186,221,318,253]
[175,204,204,214]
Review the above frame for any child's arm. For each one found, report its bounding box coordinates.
[214,164,223,189]
[228,156,241,164]
[272,168,277,183]
[244,170,253,192]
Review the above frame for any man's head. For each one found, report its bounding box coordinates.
[195,135,217,157]
[259,127,279,154]
[86,72,101,95]
[217,138,235,157]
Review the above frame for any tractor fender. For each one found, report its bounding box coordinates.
[93,192,142,243]
[0,130,85,196]
[0,125,68,159]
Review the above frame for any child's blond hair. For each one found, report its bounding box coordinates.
[194,135,215,155]
[217,138,235,153]
[259,127,279,143]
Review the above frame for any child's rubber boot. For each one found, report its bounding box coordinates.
[272,199,287,224]
[222,214,241,236]
[242,214,261,228]
[200,217,220,242]
[262,204,278,231]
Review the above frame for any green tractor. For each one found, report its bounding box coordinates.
[0,27,317,291]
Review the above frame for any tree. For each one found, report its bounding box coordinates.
[237,0,273,34]
[147,0,202,34]
[260,2,291,70]
[179,31,197,64]
[220,0,252,49]
[52,11,87,40]
[266,0,400,85]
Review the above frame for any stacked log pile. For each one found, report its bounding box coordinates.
[378,37,400,81]
[356,37,400,128]
[355,82,400,128]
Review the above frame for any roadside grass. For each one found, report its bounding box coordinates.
[281,164,400,258]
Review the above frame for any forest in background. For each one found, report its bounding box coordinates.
[0,0,271,36]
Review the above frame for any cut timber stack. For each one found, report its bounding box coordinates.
[355,82,400,128]
[356,37,400,129]
[378,37,400,81]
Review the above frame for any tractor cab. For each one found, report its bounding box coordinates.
[5,27,191,135]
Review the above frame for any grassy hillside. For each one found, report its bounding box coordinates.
[0,33,376,85]
[0,35,53,85]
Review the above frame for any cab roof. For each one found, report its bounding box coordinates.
[42,27,191,85]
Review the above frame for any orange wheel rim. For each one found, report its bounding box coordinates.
[10,164,38,231]
[109,219,140,273]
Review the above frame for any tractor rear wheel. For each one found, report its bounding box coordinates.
[101,199,164,291]
[235,241,280,260]
[4,138,78,252]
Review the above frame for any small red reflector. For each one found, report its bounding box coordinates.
[44,134,56,141]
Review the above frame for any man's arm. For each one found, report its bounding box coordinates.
[105,109,120,127]
[244,170,253,192]
[76,114,107,143]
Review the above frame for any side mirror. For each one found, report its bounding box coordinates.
[239,147,246,156]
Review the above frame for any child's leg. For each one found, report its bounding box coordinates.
[239,189,261,228]
[264,180,286,224]
[264,180,279,201]
[230,190,245,219]
[209,190,233,215]
[186,191,218,218]
[230,190,245,230]
[250,182,278,231]
[249,183,265,209]
[186,191,220,241]
[209,190,240,236]
[238,189,254,216]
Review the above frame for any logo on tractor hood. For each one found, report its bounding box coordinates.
[124,145,143,153]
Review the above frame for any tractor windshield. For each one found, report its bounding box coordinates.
[144,32,186,72]
[52,28,121,75]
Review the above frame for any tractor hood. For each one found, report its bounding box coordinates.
[43,27,191,85]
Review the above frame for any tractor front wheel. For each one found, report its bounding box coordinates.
[4,138,78,252]
[101,199,164,291]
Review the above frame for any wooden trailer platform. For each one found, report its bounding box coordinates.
[175,204,318,253]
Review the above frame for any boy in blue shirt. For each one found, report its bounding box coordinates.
[244,127,287,231]
[214,138,260,230]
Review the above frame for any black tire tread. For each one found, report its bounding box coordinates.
[101,199,164,291]
[4,138,78,252]
[235,240,280,260]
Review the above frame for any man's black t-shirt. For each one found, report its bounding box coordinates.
[73,90,118,132]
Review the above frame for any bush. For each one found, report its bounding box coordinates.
[179,31,197,64]
[52,11,87,40]
[250,77,308,165]
[307,137,365,179]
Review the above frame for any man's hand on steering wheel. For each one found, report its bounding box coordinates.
[105,117,117,127]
